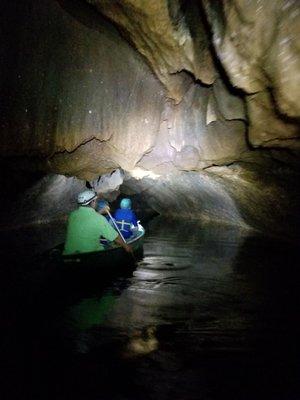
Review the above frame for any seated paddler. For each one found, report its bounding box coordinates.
[96,199,110,220]
[113,198,138,239]
[63,190,132,256]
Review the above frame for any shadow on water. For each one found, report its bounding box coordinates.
[1,217,299,400]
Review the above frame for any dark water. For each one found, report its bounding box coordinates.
[1,217,299,400]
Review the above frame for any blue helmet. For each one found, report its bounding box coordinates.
[97,199,108,211]
[120,198,132,209]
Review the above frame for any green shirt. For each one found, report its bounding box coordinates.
[63,206,118,255]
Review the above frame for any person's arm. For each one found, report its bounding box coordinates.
[102,205,110,214]
[114,235,133,253]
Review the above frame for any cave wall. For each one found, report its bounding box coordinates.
[88,0,300,150]
[0,0,299,236]
[0,0,165,179]
[87,0,217,102]
[203,0,300,149]
[137,80,248,174]
[0,0,250,178]
[121,156,300,237]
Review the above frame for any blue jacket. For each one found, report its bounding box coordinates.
[113,208,138,239]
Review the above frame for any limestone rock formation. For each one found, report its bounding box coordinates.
[203,0,300,148]
[122,158,299,238]
[87,0,300,149]
[174,145,200,171]
[0,0,251,180]
[0,0,165,179]
[246,91,300,149]
[87,0,217,102]
[0,0,299,236]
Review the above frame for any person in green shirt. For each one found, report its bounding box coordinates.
[63,190,132,255]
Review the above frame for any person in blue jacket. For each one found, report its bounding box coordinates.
[113,198,138,239]
[96,199,110,219]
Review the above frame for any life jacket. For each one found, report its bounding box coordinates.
[113,208,138,239]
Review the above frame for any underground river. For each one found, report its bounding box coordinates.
[1,217,299,400]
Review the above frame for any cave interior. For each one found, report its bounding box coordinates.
[0,1,299,399]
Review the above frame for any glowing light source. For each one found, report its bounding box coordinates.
[129,168,161,180]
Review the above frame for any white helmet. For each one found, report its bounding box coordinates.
[77,190,97,205]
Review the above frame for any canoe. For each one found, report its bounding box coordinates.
[44,225,145,297]
[59,223,145,267]
[16,226,145,305]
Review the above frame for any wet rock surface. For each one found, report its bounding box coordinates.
[0,0,299,234]
[87,0,217,101]
[122,161,300,239]
[203,0,300,148]
[0,0,165,178]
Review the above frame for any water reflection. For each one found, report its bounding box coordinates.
[3,217,298,400]
[67,291,117,332]
[124,326,159,358]
[104,218,246,332]
[64,217,250,361]
[59,217,298,399]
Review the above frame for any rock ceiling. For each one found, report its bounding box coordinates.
[1,0,299,175]
[88,0,300,149]
[0,0,299,233]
